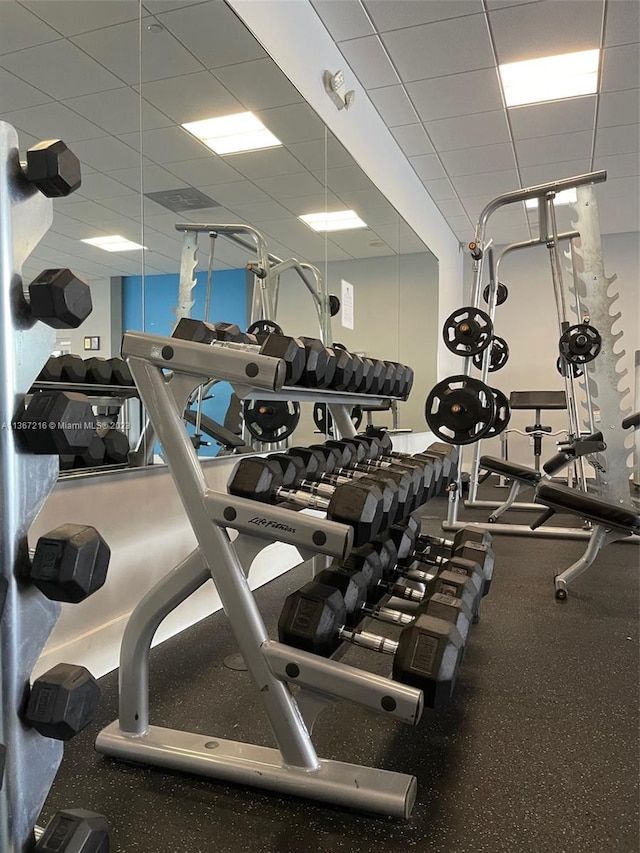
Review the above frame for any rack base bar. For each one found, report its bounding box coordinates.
[443,522,592,539]
[96,723,417,819]
[464,500,542,511]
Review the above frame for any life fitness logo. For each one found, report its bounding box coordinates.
[248,516,296,534]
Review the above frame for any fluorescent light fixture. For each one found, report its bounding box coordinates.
[299,210,367,232]
[182,112,282,155]
[82,235,146,252]
[525,188,577,209]
[500,49,599,107]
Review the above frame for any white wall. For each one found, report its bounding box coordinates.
[463,230,639,464]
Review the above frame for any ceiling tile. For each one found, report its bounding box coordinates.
[70,135,145,171]
[596,174,640,200]
[57,198,139,230]
[453,168,520,196]
[320,166,376,193]
[0,39,123,99]
[338,36,400,89]
[229,148,307,181]
[230,200,293,223]
[1,101,106,143]
[72,172,134,199]
[597,194,640,233]
[601,43,640,92]
[509,96,597,140]
[369,85,417,127]
[595,124,640,157]
[593,151,640,178]
[213,59,303,111]
[423,178,458,200]
[281,191,344,216]
[255,171,325,200]
[408,153,447,181]
[516,130,593,166]
[255,103,326,145]
[436,197,467,217]
[99,194,170,219]
[0,2,61,54]
[604,0,640,48]
[381,14,494,82]
[164,157,243,187]
[489,0,603,65]
[23,0,141,35]
[156,1,266,68]
[62,87,173,135]
[259,218,328,258]
[446,214,475,237]
[72,19,202,86]
[199,181,273,207]
[407,68,503,122]
[597,89,640,127]
[425,110,510,152]
[0,67,51,112]
[327,230,394,257]
[390,123,435,157]
[334,188,399,225]
[364,0,483,32]
[119,126,211,164]
[136,72,243,124]
[105,164,185,193]
[287,138,355,171]
[519,159,590,185]
[311,0,375,40]
[461,194,495,217]
[485,1,545,7]
[441,142,516,176]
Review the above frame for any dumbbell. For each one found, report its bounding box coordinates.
[297,337,337,388]
[74,433,106,469]
[172,318,306,385]
[27,268,92,330]
[102,428,129,464]
[58,354,87,383]
[396,512,492,560]
[333,343,365,392]
[228,456,384,545]
[16,391,96,455]
[37,356,63,383]
[24,663,100,741]
[84,357,112,384]
[108,357,134,386]
[328,345,354,392]
[359,432,456,495]
[22,138,81,197]
[35,809,110,852]
[28,522,111,603]
[278,581,465,707]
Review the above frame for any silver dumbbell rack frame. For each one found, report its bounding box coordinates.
[0,122,66,851]
[95,332,423,818]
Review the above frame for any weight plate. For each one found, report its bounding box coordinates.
[329,294,341,316]
[243,399,300,443]
[472,335,509,373]
[425,374,496,445]
[442,306,494,357]
[558,323,601,365]
[556,355,583,379]
[482,282,509,306]
[483,387,511,438]
[246,319,284,337]
[313,403,363,437]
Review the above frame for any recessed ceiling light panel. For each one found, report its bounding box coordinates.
[82,235,146,252]
[299,210,367,232]
[500,49,599,107]
[182,112,282,155]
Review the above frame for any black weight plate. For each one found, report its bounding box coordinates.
[313,403,363,437]
[556,356,583,379]
[244,399,300,442]
[558,323,601,365]
[329,294,341,316]
[483,387,511,438]
[482,282,508,306]
[425,375,496,445]
[442,306,493,357]
[247,319,284,337]
[472,335,509,373]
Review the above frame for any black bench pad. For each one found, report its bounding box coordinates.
[536,482,640,534]
[479,455,542,485]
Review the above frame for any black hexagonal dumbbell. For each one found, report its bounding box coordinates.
[37,357,63,383]
[22,139,81,197]
[35,809,110,853]
[28,523,110,603]
[23,663,100,741]
[227,456,383,546]
[172,318,306,386]
[297,337,337,388]
[75,433,107,469]
[84,357,112,385]
[278,581,465,707]
[15,390,96,456]
[58,354,87,384]
[102,429,129,464]
[332,343,364,392]
[28,269,92,330]
[108,357,134,386]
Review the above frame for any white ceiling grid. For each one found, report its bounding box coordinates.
[312,0,640,245]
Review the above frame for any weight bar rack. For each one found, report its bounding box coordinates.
[0,122,66,850]
[96,333,423,818]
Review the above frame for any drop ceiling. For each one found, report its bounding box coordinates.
[1,0,638,287]
[312,0,640,245]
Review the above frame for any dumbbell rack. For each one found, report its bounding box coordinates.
[95,331,424,818]
[0,122,66,850]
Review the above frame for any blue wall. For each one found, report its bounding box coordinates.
[123,269,248,456]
